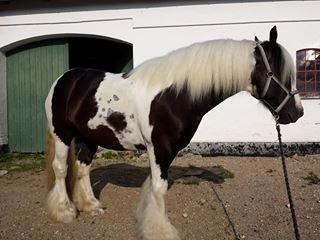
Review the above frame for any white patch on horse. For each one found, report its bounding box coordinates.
[292,76,303,111]
[87,73,145,150]
[136,145,179,240]
[45,74,62,133]
[47,139,77,223]
[294,94,303,111]
[279,44,304,112]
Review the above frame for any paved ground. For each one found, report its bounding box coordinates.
[0,153,319,240]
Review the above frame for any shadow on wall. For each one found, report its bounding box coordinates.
[0,0,260,16]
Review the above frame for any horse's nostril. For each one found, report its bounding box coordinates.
[299,110,304,117]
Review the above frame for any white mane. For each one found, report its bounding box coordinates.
[128,39,257,100]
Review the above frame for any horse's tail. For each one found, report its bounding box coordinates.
[65,139,77,198]
[45,127,77,199]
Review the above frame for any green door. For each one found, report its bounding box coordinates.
[6,40,69,152]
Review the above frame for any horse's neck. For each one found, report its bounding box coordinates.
[195,89,244,116]
[191,73,253,116]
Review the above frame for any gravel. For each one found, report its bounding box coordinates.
[0,153,319,240]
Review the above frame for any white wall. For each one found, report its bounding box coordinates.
[0,19,134,49]
[0,0,319,144]
[193,92,320,142]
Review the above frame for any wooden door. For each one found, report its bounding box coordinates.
[6,40,69,152]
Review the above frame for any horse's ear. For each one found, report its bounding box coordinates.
[269,26,277,44]
[255,36,259,42]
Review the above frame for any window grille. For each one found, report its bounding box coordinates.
[296,49,320,97]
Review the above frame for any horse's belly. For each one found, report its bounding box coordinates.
[83,124,143,151]
[85,106,144,150]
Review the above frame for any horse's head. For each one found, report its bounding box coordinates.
[251,26,304,124]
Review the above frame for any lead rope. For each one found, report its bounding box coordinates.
[275,120,301,240]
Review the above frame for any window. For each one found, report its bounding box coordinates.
[296,49,320,97]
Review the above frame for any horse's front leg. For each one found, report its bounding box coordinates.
[137,144,179,240]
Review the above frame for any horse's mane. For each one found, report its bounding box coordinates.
[127,39,257,100]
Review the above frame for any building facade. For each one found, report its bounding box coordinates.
[0,0,319,153]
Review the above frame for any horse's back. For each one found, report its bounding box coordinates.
[46,68,107,145]
[46,68,145,150]
[47,68,106,110]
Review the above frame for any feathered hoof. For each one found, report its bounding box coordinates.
[55,203,77,223]
[139,220,180,240]
[74,197,104,216]
[90,207,105,216]
[47,188,77,223]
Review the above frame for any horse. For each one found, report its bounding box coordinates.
[45,26,303,240]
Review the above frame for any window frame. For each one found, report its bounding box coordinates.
[296,48,320,99]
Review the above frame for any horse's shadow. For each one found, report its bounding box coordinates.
[90,163,226,198]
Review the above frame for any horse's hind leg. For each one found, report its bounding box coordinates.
[47,133,77,223]
[72,137,103,215]
[137,144,179,240]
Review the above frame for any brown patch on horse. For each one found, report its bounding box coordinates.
[81,125,125,150]
[149,84,225,179]
[135,144,147,150]
[113,95,119,101]
[107,111,127,132]
[52,68,125,150]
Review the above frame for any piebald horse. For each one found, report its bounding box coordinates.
[45,27,303,240]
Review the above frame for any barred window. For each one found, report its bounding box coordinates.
[296,49,320,97]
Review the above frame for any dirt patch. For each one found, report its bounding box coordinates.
[0,153,319,240]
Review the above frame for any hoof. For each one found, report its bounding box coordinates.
[138,219,180,240]
[90,207,105,216]
[56,203,77,223]
[47,192,77,223]
[74,197,104,214]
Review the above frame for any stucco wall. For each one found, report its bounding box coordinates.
[0,0,319,145]
[193,92,320,142]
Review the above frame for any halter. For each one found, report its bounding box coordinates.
[255,40,299,119]
[255,40,302,240]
